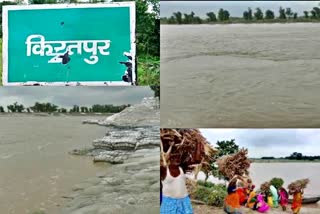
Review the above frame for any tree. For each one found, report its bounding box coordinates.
[313,7,320,18]
[304,11,309,18]
[223,10,230,21]
[285,7,293,19]
[243,11,249,20]
[265,10,275,20]
[293,13,298,19]
[206,12,217,22]
[215,139,240,157]
[254,7,263,20]
[311,10,317,19]
[173,11,182,24]
[248,8,253,20]
[7,102,24,113]
[0,106,4,113]
[279,7,286,19]
[218,8,225,21]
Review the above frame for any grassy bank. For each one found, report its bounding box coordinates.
[160,18,320,25]
[137,55,160,86]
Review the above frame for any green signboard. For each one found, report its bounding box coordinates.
[2,3,136,86]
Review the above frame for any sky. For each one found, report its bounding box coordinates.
[161,1,320,18]
[200,129,320,158]
[0,87,153,108]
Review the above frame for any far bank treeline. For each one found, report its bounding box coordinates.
[0,102,130,113]
[161,6,320,24]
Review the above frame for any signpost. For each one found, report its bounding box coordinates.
[2,2,136,86]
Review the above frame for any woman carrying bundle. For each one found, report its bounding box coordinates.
[160,155,193,214]
[290,189,303,214]
[224,175,246,214]
[278,187,289,211]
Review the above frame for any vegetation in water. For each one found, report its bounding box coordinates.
[161,6,320,24]
[0,102,130,113]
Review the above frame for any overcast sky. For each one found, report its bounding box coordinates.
[0,87,153,108]
[200,129,320,158]
[161,1,320,18]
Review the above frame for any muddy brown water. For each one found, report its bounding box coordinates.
[161,23,320,128]
[0,115,107,214]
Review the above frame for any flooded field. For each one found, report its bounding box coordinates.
[0,115,107,214]
[161,23,320,128]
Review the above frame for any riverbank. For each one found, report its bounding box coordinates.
[160,18,320,25]
[193,204,320,214]
[62,97,160,213]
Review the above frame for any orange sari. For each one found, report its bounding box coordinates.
[291,192,302,214]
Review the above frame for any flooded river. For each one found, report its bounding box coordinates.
[0,114,107,214]
[161,23,320,128]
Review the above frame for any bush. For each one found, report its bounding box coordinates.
[197,180,216,188]
[193,184,227,207]
[207,185,227,207]
[270,177,284,189]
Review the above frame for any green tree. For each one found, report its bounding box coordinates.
[223,10,230,21]
[206,12,217,22]
[218,8,225,21]
[173,11,182,24]
[0,106,4,113]
[243,11,249,20]
[293,13,298,19]
[279,7,286,19]
[265,10,275,19]
[248,8,253,20]
[254,7,263,20]
[313,7,320,18]
[304,11,309,18]
[311,10,317,19]
[285,7,293,19]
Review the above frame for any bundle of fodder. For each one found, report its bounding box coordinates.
[288,179,310,194]
[260,181,271,194]
[160,128,217,173]
[216,149,251,180]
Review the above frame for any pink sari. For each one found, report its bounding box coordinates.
[279,188,289,207]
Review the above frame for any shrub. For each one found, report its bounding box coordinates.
[207,185,227,207]
[193,183,227,207]
[197,180,216,188]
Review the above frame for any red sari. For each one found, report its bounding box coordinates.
[236,188,247,205]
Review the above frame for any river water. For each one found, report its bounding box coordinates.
[0,114,107,214]
[161,23,320,128]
